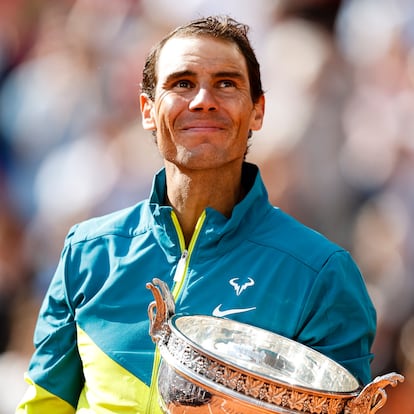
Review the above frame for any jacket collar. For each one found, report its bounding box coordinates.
[147,162,271,253]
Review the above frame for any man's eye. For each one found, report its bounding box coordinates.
[219,80,235,88]
[175,80,192,88]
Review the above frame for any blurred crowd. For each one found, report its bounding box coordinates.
[0,0,413,412]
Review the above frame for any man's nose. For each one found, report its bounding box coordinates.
[188,87,218,111]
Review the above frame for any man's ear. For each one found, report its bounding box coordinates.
[250,95,265,131]
[140,93,156,131]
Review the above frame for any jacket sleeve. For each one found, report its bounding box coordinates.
[16,228,84,413]
[297,250,377,385]
[16,375,76,414]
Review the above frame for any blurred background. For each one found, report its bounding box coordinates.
[0,0,413,412]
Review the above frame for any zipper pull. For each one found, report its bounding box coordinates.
[173,250,188,283]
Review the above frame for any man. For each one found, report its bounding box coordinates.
[16,15,376,413]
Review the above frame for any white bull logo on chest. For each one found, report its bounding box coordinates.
[229,277,255,296]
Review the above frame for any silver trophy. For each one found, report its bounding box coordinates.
[147,278,404,414]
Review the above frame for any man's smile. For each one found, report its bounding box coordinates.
[178,119,228,131]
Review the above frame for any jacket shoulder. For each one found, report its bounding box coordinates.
[253,207,346,271]
[66,201,148,245]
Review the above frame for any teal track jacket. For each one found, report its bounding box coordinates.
[17,163,376,413]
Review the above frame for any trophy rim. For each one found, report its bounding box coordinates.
[167,314,361,396]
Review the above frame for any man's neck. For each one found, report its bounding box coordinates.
[164,162,244,246]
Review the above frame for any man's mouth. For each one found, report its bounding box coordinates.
[179,120,228,132]
[183,125,223,131]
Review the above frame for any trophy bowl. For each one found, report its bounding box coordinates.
[147,278,403,414]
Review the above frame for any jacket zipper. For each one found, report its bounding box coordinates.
[172,250,188,296]
[145,210,206,413]
[170,210,206,297]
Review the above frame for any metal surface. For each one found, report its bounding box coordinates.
[171,314,359,392]
[146,278,404,414]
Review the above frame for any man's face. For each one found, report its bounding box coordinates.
[140,35,265,171]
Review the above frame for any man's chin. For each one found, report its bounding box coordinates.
[167,155,242,173]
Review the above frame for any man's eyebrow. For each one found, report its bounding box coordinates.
[214,71,245,79]
[163,70,245,84]
[163,70,196,84]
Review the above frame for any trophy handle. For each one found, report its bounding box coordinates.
[146,278,176,343]
[345,372,404,414]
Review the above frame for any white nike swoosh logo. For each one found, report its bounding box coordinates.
[212,304,256,318]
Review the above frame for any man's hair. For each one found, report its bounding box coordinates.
[141,15,264,103]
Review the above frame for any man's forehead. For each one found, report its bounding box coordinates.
[157,35,246,74]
